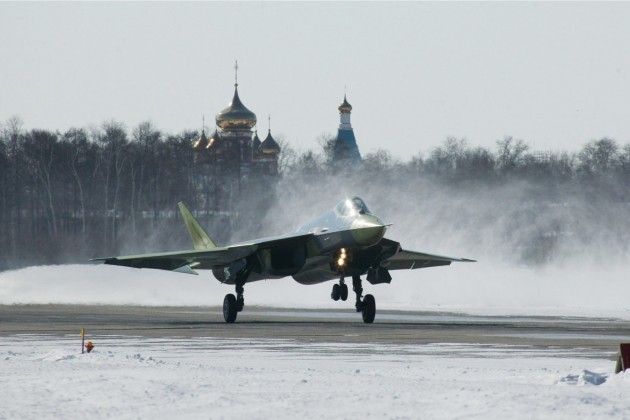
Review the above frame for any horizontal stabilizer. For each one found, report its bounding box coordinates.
[173,264,199,275]
[380,243,476,271]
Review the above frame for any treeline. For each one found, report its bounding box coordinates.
[296,134,630,190]
[272,135,630,267]
[1,116,629,270]
[0,117,200,269]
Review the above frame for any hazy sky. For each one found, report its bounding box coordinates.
[2,2,629,158]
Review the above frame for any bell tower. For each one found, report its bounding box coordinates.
[332,95,362,166]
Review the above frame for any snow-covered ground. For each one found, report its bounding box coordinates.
[3,264,630,418]
[1,334,629,419]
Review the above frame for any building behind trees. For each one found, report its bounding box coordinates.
[193,77,280,215]
[331,95,362,168]
[1,86,630,271]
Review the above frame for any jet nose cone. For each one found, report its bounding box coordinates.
[351,215,387,246]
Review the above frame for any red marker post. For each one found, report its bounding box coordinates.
[615,343,630,373]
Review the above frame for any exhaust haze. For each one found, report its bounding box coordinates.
[1,263,627,319]
[2,172,628,319]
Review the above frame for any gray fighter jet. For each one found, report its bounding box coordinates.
[93,197,475,323]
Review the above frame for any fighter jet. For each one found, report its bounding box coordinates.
[93,197,475,323]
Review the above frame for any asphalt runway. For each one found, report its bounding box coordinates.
[1,305,629,357]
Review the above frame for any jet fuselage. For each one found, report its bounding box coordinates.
[211,197,388,285]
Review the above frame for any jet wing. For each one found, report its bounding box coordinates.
[382,248,476,270]
[92,232,314,274]
[91,245,256,273]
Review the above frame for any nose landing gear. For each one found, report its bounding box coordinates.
[331,277,348,301]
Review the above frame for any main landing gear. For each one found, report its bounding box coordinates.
[331,274,375,323]
[353,275,376,324]
[223,280,245,323]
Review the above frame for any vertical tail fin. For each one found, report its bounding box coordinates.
[178,202,217,250]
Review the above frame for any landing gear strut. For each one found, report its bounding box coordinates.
[223,278,247,323]
[353,275,375,323]
[236,282,245,312]
[331,277,349,301]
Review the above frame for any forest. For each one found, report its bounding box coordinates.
[1,115,629,271]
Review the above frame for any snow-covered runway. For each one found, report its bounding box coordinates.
[2,263,630,419]
[2,334,629,419]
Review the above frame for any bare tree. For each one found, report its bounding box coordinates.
[578,138,619,176]
[22,130,59,238]
[619,144,630,176]
[496,136,529,174]
[362,149,397,173]
[317,132,336,167]
[130,121,161,234]
[291,149,324,175]
[98,121,129,249]
[4,116,23,256]
[425,137,469,179]
[276,137,296,175]
[63,128,90,236]
[0,125,7,267]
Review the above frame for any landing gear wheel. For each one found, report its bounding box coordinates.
[223,294,238,323]
[340,283,348,301]
[361,294,376,324]
[331,284,341,301]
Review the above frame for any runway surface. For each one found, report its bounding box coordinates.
[1,304,629,355]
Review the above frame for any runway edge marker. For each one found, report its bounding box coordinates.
[614,343,630,373]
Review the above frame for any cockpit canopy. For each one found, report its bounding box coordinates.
[335,197,372,217]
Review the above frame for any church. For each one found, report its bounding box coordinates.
[193,67,362,198]
[193,79,281,179]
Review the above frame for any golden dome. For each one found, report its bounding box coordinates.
[216,85,257,130]
[193,129,209,149]
[205,131,225,155]
[338,95,352,114]
[260,130,280,154]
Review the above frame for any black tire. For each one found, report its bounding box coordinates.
[223,294,238,323]
[362,294,376,324]
[331,284,341,301]
[340,283,348,301]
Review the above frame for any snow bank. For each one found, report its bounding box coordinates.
[2,335,630,419]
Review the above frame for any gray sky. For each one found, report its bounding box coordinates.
[2,2,629,158]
